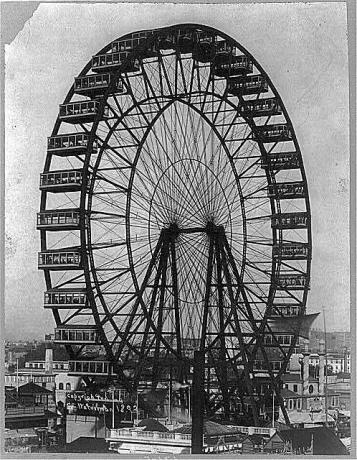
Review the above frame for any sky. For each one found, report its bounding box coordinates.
[4,2,350,340]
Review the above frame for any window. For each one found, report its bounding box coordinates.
[293,384,298,393]
[58,383,64,390]
[66,383,71,391]
[308,385,314,394]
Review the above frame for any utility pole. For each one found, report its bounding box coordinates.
[168,364,172,424]
[16,358,19,394]
[322,305,328,426]
[191,350,204,454]
[188,385,191,421]
[272,390,275,428]
[112,389,115,429]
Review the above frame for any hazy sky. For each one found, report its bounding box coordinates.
[4,2,350,339]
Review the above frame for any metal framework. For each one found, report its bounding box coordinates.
[38,23,312,425]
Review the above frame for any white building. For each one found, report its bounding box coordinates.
[309,351,350,374]
[4,370,55,391]
[55,373,81,404]
[5,348,81,404]
[24,360,69,372]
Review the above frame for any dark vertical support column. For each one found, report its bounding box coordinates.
[152,240,169,389]
[192,350,204,454]
[215,234,230,416]
[170,240,182,356]
[200,235,214,351]
[114,234,164,361]
[218,237,259,425]
[135,239,166,389]
[222,233,291,426]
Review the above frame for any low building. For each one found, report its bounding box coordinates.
[62,437,111,454]
[4,428,40,453]
[107,428,192,454]
[328,373,351,410]
[5,386,19,409]
[264,426,348,455]
[241,434,266,454]
[278,409,335,430]
[25,360,69,371]
[309,330,350,353]
[106,420,253,455]
[66,414,106,444]
[5,369,56,391]
[5,382,57,431]
[13,350,81,403]
[17,381,54,408]
[309,351,350,374]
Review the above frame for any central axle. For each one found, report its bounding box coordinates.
[163,222,225,237]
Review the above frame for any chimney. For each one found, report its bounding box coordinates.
[45,344,53,375]
[302,343,310,409]
[318,340,325,396]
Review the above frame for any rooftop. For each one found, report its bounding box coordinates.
[65,437,111,453]
[281,388,300,399]
[172,420,242,436]
[137,418,169,432]
[18,381,53,395]
[273,426,348,455]
[279,410,335,425]
[282,373,303,382]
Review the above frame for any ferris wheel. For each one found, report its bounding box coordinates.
[38,24,312,425]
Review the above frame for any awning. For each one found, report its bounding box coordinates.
[268,313,319,339]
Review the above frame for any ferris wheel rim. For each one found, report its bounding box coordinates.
[39,23,312,406]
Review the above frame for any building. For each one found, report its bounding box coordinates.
[280,388,303,412]
[4,428,41,454]
[17,381,54,408]
[55,372,81,404]
[106,421,267,455]
[25,360,69,372]
[309,351,350,374]
[309,330,350,353]
[6,345,81,404]
[107,427,191,454]
[5,382,57,431]
[5,369,56,391]
[241,434,266,454]
[59,437,110,454]
[327,373,351,411]
[264,427,348,455]
[278,409,336,429]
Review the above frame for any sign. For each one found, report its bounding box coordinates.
[66,391,136,418]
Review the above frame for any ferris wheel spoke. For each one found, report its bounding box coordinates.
[39,26,311,416]
[169,107,214,210]
[97,269,132,288]
[176,54,188,94]
[240,172,268,199]
[156,56,171,97]
[177,239,208,302]
[240,241,271,260]
[141,64,165,110]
